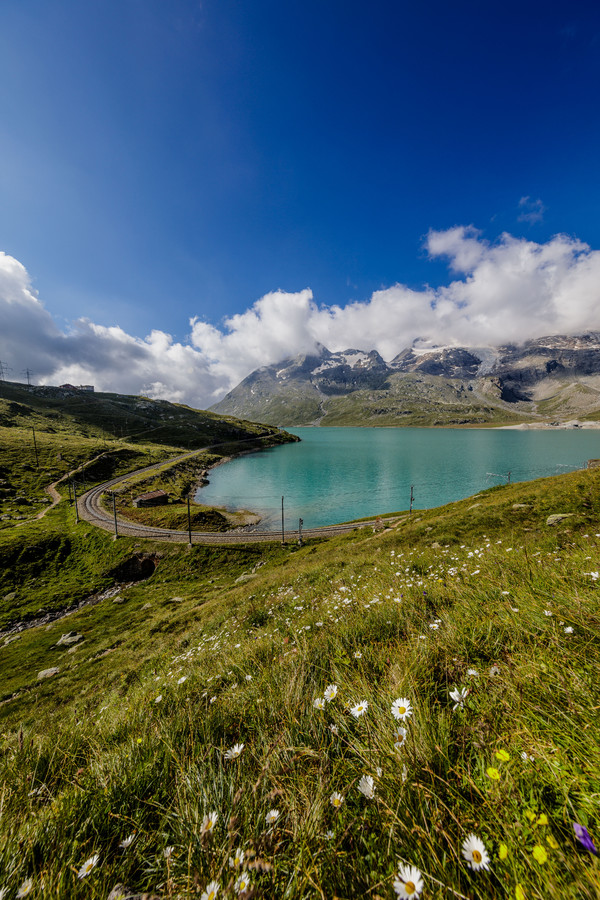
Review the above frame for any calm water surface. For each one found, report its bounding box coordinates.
[197,427,600,530]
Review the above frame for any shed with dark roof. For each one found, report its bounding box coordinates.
[133,489,169,508]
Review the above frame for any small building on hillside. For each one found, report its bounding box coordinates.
[133,489,170,508]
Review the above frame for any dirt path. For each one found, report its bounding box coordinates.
[14,452,116,526]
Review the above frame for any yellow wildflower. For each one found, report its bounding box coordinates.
[495,749,511,762]
[532,845,547,864]
[536,814,548,826]
[486,767,501,781]
[515,885,525,900]
[499,843,508,860]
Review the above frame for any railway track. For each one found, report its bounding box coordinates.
[77,451,378,544]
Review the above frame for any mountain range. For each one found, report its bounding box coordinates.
[210,333,600,427]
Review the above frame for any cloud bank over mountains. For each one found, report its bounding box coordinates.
[2,227,600,409]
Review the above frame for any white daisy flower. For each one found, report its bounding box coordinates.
[313,697,326,710]
[200,811,218,834]
[265,808,280,825]
[350,700,368,717]
[461,833,490,871]
[394,863,424,897]
[245,674,252,681]
[224,743,244,761]
[201,880,219,900]
[394,726,408,748]
[391,697,412,720]
[330,791,344,809]
[154,695,163,703]
[119,833,136,849]
[489,664,500,676]
[164,845,174,859]
[78,854,100,879]
[329,724,339,735]
[325,829,335,840]
[564,626,574,634]
[467,668,479,676]
[357,775,375,799]
[234,871,251,893]
[324,684,338,701]
[16,880,33,899]
[449,686,468,710]
[353,651,362,659]
[229,847,245,868]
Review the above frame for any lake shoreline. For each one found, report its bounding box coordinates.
[496,420,600,430]
[279,419,600,431]
[195,426,600,531]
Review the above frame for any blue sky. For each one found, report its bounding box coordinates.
[2,0,600,405]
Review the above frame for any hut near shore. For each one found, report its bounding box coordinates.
[133,489,169,508]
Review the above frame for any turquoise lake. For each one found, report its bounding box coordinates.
[196,427,600,530]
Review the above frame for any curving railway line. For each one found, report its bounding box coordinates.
[77,450,381,545]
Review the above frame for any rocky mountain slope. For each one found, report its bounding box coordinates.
[211,334,600,426]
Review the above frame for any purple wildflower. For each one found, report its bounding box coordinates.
[573,822,598,855]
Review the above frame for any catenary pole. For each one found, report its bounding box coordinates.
[73,481,79,524]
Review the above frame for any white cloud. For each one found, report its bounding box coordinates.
[190,289,320,382]
[426,225,485,272]
[1,229,600,409]
[518,196,546,225]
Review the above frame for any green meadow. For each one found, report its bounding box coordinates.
[0,392,599,898]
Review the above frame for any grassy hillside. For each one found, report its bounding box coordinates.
[1,450,599,897]
[0,388,297,622]
[0,380,290,447]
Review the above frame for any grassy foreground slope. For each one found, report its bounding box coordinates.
[1,464,599,898]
